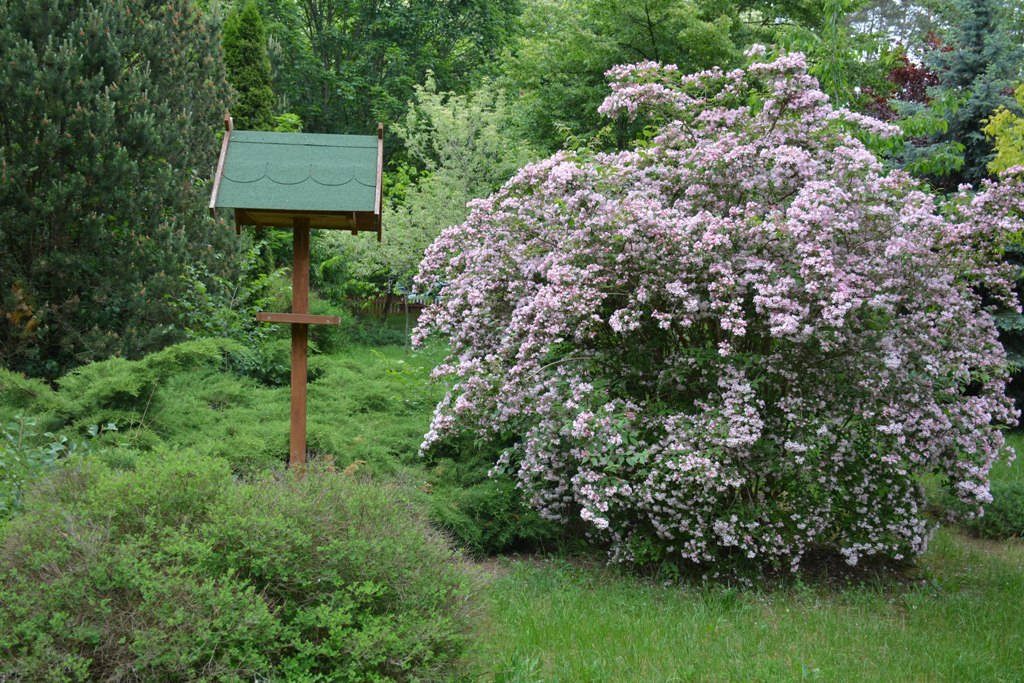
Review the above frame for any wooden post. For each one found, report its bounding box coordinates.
[214,125,384,473]
[290,217,311,470]
[251,216,338,470]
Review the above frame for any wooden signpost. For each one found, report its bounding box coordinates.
[210,113,383,469]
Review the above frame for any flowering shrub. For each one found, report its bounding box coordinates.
[413,50,1024,573]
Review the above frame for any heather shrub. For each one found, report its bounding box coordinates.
[414,50,1024,574]
[0,453,476,681]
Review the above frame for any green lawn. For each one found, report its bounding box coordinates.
[467,431,1024,682]
[470,530,1024,682]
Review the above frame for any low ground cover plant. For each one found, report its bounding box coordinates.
[415,49,1024,574]
[0,337,557,555]
[0,452,476,682]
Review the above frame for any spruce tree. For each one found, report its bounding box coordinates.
[223,1,276,131]
[0,0,237,377]
[925,0,1022,188]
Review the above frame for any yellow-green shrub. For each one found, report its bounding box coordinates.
[984,84,1024,174]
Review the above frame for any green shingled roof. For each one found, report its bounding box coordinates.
[213,131,379,213]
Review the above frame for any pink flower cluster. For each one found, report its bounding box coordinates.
[414,52,1024,572]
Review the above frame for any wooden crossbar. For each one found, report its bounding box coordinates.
[256,312,341,325]
[251,215,340,471]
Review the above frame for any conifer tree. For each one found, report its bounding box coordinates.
[223,1,276,131]
[0,0,236,377]
[921,0,1021,188]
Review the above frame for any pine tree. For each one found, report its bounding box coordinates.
[223,1,276,131]
[0,0,237,377]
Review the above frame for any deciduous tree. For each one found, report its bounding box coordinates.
[502,0,741,151]
[328,78,537,302]
[253,0,522,136]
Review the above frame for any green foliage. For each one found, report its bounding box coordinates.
[424,432,561,555]
[878,67,968,177]
[937,434,1024,539]
[400,78,537,183]
[848,0,952,47]
[0,369,66,431]
[0,0,239,378]
[0,338,562,551]
[225,336,295,387]
[251,0,522,138]
[961,481,1024,538]
[345,78,538,295]
[174,240,284,347]
[42,337,297,469]
[223,0,276,130]
[55,338,242,421]
[780,0,897,109]
[936,478,1024,539]
[273,111,304,132]
[991,241,1024,412]
[0,453,476,681]
[897,0,1023,188]
[306,296,370,354]
[0,417,113,519]
[502,0,742,151]
[430,477,562,556]
[504,0,901,152]
[309,231,371,304]
[0,338,300,473]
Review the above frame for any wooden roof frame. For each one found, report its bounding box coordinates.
[209,113,383,241]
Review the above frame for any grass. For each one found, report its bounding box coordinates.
[470,530,1024,682]
[468,432,1024,682]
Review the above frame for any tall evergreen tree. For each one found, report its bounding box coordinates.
[223,1,276,131]
[913,0,1022,188]
[0,0,237,377]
